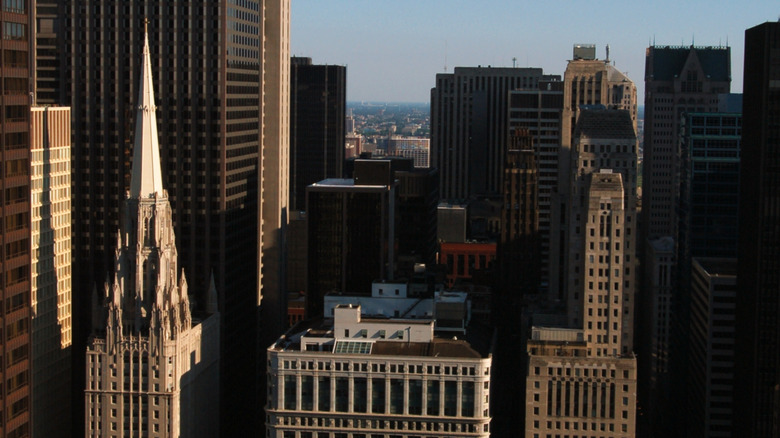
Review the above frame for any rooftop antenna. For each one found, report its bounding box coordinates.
[512,57,517,68]
[443,40,448,72]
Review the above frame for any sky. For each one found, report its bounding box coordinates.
[291,0,779,104]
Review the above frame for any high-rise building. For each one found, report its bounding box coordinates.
[289,56,346,212]
[551,47,637,302]
[431,67,554,200]
[641,45,731,243]
[499,129,540,303]
[85,33,220,436]
[0,2,33,436]
[508,78,563,294]
[62,2,289,433]
[30,106,72,437]
[525,109,638,438]
[688,258,737,438]
[566,110,638,354]
[306,160,398,317]
[735,21,780,437]
[266,283,493,438]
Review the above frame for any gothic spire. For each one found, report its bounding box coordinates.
[129,20,164,199]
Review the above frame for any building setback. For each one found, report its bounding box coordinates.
[85,33,219,436]
[735,21,780,437]
[289,57,346,212]
[0,1,33,435]
[30,106,72,437]
[551,48,637,303]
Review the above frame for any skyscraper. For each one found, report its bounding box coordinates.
[566,109,638,354]
[641,45,731,243]
[551,47,637,302]
[508,78,563,294]
[735,21,780,437]
[289,56,346,212]
[63,2,290,433]
[431,67,552,200]
[525,109,639,438]
[30,106,72,438]
[85,32,220,436]
[0,2,33,436]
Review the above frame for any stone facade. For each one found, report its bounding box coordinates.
[84,30,219,438]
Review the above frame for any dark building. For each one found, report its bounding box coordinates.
[290,56,346,212]
[57,2,290,435]
[507,79,563,295]
[306,161,397,317]
[736,21,780,438]
[345,156,439,275]
[34,1,66,104]
[499,129,540,303]
[688,258,737,438]
[678,109,741,261]
[642,45,731,243]
[431,66,555,200]
[0,2,32,436]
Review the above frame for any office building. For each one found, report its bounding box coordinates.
[306,161,398,317]
[551,47,637,302]
[290,56,346,212]
[63,2,289,433]
[566,110,638,354]
[431,66,554,200]
[85,33,220,436]
[688,258,736,438]
[641,44,731,243]
[525,110,638,438]
[499,129,540,301]
[508,78,563,294]
[0,2,33,435]
[266,283,493,438]
[525,327,637,438]
[30,106,72,437]
[735,21,780,437]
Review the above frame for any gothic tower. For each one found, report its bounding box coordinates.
[85,27,220,438]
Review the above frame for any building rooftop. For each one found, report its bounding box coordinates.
[575,109,636,140]
[693,257,737,277]
[649,45,731,82]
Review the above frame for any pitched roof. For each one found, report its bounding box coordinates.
[129,27,165,199]
[574,109,636,140]
[649,46,731,82]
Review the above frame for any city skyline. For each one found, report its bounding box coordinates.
[291,0,778,103]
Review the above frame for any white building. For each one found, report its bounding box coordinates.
[266,285,493,438]
[84,28,219,438]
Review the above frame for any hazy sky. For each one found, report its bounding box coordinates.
[291,1,779,103]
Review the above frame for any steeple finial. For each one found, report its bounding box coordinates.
[129,21,165,199]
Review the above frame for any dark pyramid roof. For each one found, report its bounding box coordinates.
[574,109,636,140]
[649,46,731,81]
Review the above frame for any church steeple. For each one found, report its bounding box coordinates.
[129,20,164,199]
